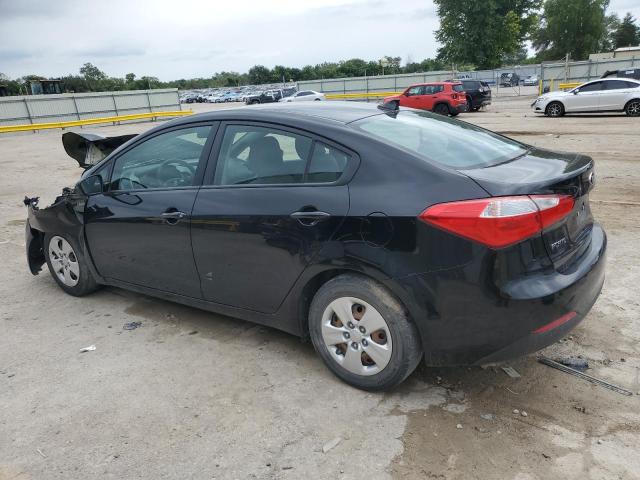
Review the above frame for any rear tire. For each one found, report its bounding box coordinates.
[44,233,100,297]
[466,97,473,112]
[434,103,450,115]
[625,99,640,116]
[545,101,564,117]
[309,274,423,391]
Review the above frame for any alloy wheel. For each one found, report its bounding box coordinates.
[547,103,563,117]
[627,101,640,116]
[320,297,393,376]
[48,236,80,287]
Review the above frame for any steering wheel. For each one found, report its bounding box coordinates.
[158,159,196,187]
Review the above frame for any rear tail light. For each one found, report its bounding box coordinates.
[419,195,574,248]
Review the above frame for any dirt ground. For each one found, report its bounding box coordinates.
[1,97,639,480]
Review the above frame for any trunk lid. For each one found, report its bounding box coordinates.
[460,147,595,269]
[62,131,137,169]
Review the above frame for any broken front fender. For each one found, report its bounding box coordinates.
[24,191,86,276]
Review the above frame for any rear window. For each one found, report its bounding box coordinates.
[351,110,527,169]
[461,81,479,90]
[452,84,465,92]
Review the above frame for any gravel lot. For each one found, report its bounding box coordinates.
[1,96,639,480]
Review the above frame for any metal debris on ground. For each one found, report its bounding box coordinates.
[556,356,589,371]
[79,345,96,353]
[322,437,342,453]
[521,411,528,417]
[501,366,521,378]
[456,424,463,429]
[538,356,633,396]
[123,321,142,330]
[480,414,495,421]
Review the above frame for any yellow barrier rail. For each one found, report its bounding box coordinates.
[325,92,402,99]
[0,110,193,134]
[558,82,582,90]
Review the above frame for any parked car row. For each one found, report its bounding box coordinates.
[179,84,298,104]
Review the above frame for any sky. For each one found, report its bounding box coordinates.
[1,0,639,81]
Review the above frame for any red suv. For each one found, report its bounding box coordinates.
[383,82,468,115]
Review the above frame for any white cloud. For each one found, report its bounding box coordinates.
[0,0,636,81]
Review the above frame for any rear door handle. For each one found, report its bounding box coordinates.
[290,210,331,226]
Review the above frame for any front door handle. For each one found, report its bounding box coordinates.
[161,210,187,224]
[290,210,331,226]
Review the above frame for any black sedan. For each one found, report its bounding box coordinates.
[24,102,606,391]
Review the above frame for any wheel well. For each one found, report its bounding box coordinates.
[546,100,563,110]
[298,269,346,340]
[433,102,451,112]
[27,227,45,274]
[624,98,640,108]
[296,268,415,341]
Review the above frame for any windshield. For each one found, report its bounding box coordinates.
[351,110,528,169]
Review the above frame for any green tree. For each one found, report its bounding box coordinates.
[125,73,136,84]
[248,65,272,85]
[612,13,639,48]
[532,0,611,60]
[79,63,106,81]
[434,0,541,69]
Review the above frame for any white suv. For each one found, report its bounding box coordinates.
[532,78,640,117]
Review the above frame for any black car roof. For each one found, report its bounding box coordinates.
[173,101,384,126]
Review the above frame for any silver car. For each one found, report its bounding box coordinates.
[532,78,640,117]
[280,90,326,102]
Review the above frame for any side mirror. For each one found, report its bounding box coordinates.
[573,89,579,95]
[77,174,104,196]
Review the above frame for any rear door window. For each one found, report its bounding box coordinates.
[307,143,349,183]
[213,125,350,185]
[452,84,465,92]
[604,80,632,90]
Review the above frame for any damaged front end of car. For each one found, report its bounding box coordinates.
[24,131,136,275]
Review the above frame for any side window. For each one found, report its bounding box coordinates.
[604,80,632,90]
[298,91,313,97]
[215,125,312,185]
[406,86,423,96]
[579,82,603,92]
[452,84,465,92]
[110,126,211,191]
[433,85,444,93]
[307,142,349,183]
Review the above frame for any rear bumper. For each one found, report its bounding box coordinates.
[397,224,607,366]
[453,103,468,113]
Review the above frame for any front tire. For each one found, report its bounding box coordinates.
[625,99,640,117]
[309,274,423,391]
[44,233,99,297]
[545,101,564,117]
